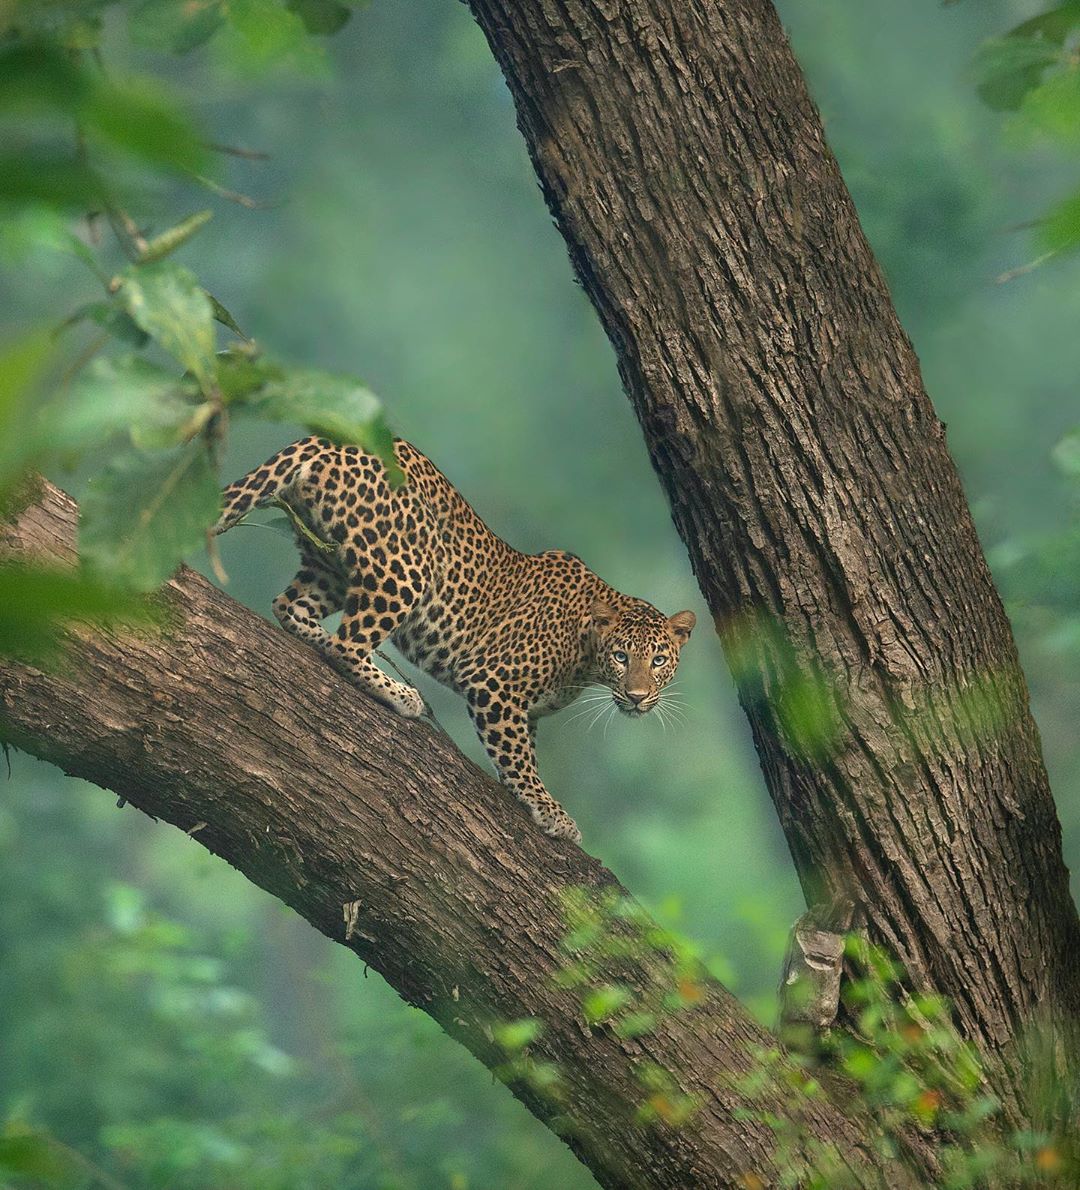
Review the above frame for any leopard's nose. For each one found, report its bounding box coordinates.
[626,690,647,705]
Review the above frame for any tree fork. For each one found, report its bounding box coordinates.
[1,480,930,1188]
[461,0,1080,1117]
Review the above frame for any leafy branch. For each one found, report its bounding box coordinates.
[0,0,392,651]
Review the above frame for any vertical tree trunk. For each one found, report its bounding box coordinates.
[462,0,1080,1119]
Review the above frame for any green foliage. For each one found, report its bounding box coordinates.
[0,565,158,660]
[47,355,202,454]
[489,888,721,1131]
[0,0,397,656]
[0,876,391,1189]
[0,1130,84,1186]
[718,610,843,761]
[81,445,222,591]
[493,1019,544,1054]
[581,984,633,1026]
[0,39,205,201]
[633,1065,698,1128]
[129,0,227,55]
[117,261,218,389]
[734,937,1080,1188]
[0,331,55,491]
[973,36,1062,112]
[973,3,1080,254]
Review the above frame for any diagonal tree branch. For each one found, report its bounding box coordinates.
[1,479,929,1188]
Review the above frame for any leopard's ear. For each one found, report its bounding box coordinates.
[668,609,696,644]
[591,599,620,632]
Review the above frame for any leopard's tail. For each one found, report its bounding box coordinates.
[214,438,317,535]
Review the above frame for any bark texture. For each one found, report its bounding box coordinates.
[462,0,1080,1118]
[1,481,923,1190]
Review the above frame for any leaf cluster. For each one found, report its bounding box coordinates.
[974,3,1080,253]
[734,936,1080,1188]
[0,882,384,1189]
[1,0,395,659]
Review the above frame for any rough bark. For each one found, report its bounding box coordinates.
[461,0,1080,1119]
[1,480,929,1189]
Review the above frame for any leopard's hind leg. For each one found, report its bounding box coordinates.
[272,545,346,648]
[317,587,426,718]
[273,543,424,718]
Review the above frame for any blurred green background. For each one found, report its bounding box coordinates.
[3,0,1080,1185]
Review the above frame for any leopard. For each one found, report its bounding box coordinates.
[215,437,695,844]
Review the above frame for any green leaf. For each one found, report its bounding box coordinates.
[225,0,319,66]
[80,445,221,591]
[0,155,104,208]
[361,411,403,486]
[582,984,633,1025]
[0,330,54,493]
[1009,1,1080,44]
[0,42,86,111]
[216,349,279,401]
[974,36,1061,111]
[61,15,105,51]
[775,667,841,760]
[44,354,204,454]
[138,210,213,264]
[130,0,226,54]
[287,0,353,35]
[613,1011,657,1039]
[0,42,203,175]
[493,1019,543,1053]
[0,566,159,662]
[1038,188,1080,252]
[118,262,217,391]
[0,1131,73,1181]
[1052,428,1080,476]
[1017,65,1080,145]
[241,367,401,481]
[209,295,247,339]
[61,300,150,348]
[84,76,205,173]
[0,208,107,280]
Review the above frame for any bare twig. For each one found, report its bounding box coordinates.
[203,142,271,161]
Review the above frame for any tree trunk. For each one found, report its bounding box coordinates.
[1,480,930,1189]
[461,0,1080,1121]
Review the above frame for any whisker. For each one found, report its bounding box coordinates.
[582,700,609,733]
[587,702,611,734]
[563,695,613,724]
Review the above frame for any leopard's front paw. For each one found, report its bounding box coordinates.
[542,810,582,845]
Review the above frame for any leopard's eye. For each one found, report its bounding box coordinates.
[612,650,628,665]
[652,655,668,668]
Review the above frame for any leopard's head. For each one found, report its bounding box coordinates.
[590,599,695,716]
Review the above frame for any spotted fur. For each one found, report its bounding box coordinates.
[216,438,695,843]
